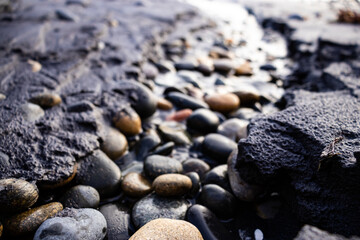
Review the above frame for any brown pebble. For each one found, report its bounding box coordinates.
[29,93,62,108]
[166,109,192,122]
[121,172,152,198]
[157,98,173,110]
[113,108,142,136]
[153,173,192,197]
[5,202,63,236]
[27,59,42,73]
[101,128,128,160]
[235,61,253,76]
[0,222,3,238]
[205,93,240,113]
[129,218,203,240]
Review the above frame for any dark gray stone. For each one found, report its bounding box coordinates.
[144,155,183,179]
[100,203,131,240]
[60,185,100,209]
[202,134,237,163]
[186,109,219,135]
[166,92,209,110]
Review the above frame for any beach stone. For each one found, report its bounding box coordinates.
[202,134,237,163]
[186,109,219,135]
[155,60,176,73]
[151,142,175,156]
[76,150,121,196]
[187,204,233,240]
[199,184,237,219]
[157,98,173,110]
[100,203,131,240]
[185,172,201,198]
[260,64,277,71]
[144,155,183,179]
[33,208,107,240]
[197,57,214,75]
[213,59,235,73]
[59,185,100,208]
[166,92,209,110]
[0,178,39,212]
[166,109,193,122]
[209,47,234,59]
[153,173,192,197]
[233,88,261,106]
[174,59,199,71]
[5,202,63,236]
[217,118,248,142]
[158,122,191,146]
[235,61,253,76]
[203,164,232,192]
[20,103,45,122]
[121,172,152,198]
[113,107,142,136]
[182,158,210,179]
[129,218,203,240]
[132,193,189,228]
[134,130,161,161]
[29,93,62,108]
[101,128,128,160]
[229,107,260,120]
[205,93,240,113]
[143,63,159,79]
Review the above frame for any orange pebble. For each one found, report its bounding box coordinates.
[166,109,193,122]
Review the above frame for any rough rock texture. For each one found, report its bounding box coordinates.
[294,225,360,240]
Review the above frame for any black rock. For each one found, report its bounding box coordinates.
[203,164,232,192]
[186,109,219,135]
[260,64,277,71]
[294,225,359,240]
[185,172,201,198]
[144,155,183,179]
[166,92,209,110]
[151,142,175,156]
[134,131,161,161]
[60,185,100,209]
[202,134,237,163]
[182,158,210,179]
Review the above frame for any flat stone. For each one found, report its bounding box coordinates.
[166,109,193,122]
[157,97,173,110]
[203,164,232,192]
[29,93,62,108]
[235,61,253,76]
[153,173,192,197]
[121,172,153,198]
[205,93,240,113]
[158,121,191,146]
[60,185,100,208]
[182,158,210,179]
[166,92,209,110]
[100,203,131,240]
[144,155,183,179]
[186,109,219,135]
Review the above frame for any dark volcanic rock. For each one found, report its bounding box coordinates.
[294,225,360,240]
[234,90,360,236]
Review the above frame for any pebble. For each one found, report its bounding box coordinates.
[235,61,253,76]
[143,62,159,79]
[132,193,189,228]
[233,88,261,106]
[182,158,210,179]
[29,93,62,108]
[0,93,5,100]
[55,9,78,22]
[153,173,192,197]
[59,185,100,208]
[100,203,131,240]
[199,184,237,219]
[76,150,122,196]
[27,59,42,72]
[229,107,260,120]
[203,164,232,192]
[213,59,235,73]
[157,97,173,110]
[204,93,240,113]
[217,118,248,142]
[158,122,191,146]
[5,202,63,236]
[121,172,153,198]
[163,86,187,95]
[260,63,277,71]
[134,130,161,160]
[129,218,203,240]
[101,128,128,160]
[0,178,39,212]
[197,57,214,75]
[174,59,199,71]
[113,107,142,136]
[178,71,202,89]
[166,108,193,122]
[151,141,175,156]
[202,133,237,163]
[21,103,45,122]
[186,109,219,134]
[144,155,183,179]
[166,92,209,110]
[187,204,233,240]
[34,208,107,240]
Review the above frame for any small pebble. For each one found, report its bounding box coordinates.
[233,88,260,106]
[186,108,219,135]
[27,59,42,72]
[101,128,128,160]
[235,61,253,76]
[134,130,161,160]
[55,9,78,22]
[260,64,277,71]
[217,118,248,142]
[60,185,100,208]
[151,141,175,156]
[229,107,260,120]
[100,203,131,240]
[113,107,142,136]
[166,108,193,122]
[182,158,210,179]
[158,121,191,145]
[153,173,192,197]
[202,133,237,163]
[157,97,173,110]
[21,103,45,122]
[143,62,159,79]
[0,93,5,101]
[144,155,183,179]
[166,92,208,110]
[213,59,234,73]
[129,218,203,240]
[174,59,199,71]
[209,47,233,59]
[121,172,153,198]
[203,164,231,192]
[185,172,201,198]
[29,93,62,108]
[205,93,240,113]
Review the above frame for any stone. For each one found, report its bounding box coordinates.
[132,193,189,228]
[59,185,100,208]
[203,164,232,192]
[29,93,62,108]
[209,47,234,59]
[143,63,159,79]
[174,59,199,71]
[232,87,261,106]
[166,92,209,110]
[158,121,191,146]
[157,98,173,110]
[55,9,78,22]
[153,173,192,197]
[144,155,183,179]
[5,202,63,237]
[235,61,253,76]
[229,107,260,120]
[121,172,153,198]
[217,118,248,142]
[129,218,203,240]
[199,184,237,219]
[213,59,235,73]
[34,208,107,240]
[202,134,237,163]
[166,109,193,122]
[182,158,210,179]
[204,93,240,113]
[186,109,219,135]
[100,203,131,240]
[27,59,42,72]
[0,93,5,101]
[197,57,214,75]
[260,64,277,71]
[0,178,38,212]
[294,225,360,240]
[113,107,142,136]
[20,103,45,122]
[155,60,176,73]
[134,130,161,161]
[151,142,175,156]
[101,128,128,160]
[76,150,122,196]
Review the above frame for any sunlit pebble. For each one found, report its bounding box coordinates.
[97,42,105,50]
[108,19,118,27]
[27,59,42,73]
[166,109,193,122]
[255,229,264,240]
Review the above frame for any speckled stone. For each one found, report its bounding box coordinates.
[129,218,203,240]
[158,122,191,146]
[101,128,128,160]
[113,107,142,136]
[100,203,131,240]
[29,93,62,108]
[121,172,153,198]
[235,61,253,76]
[153,174,192,197]
[144,155,183,179]
[185,172,201,198]
[60,185,100,208]
[20,103,44,122]
[166,109,193,122]
[204,93,240,113]
[5,202,63,236]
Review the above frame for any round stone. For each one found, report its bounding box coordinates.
[235,61,253,76]
[186,109,219,135]
[199,184,237,219]
[129,219,203,240]
[100,203,131,240]
[0,178,39,212]
[34,208,107,240]
[59,185,100,208]
[113,107,142,136]
[203,164,231,192]
[185,172,201,198]
[158,122,191,146]
[166,108,193,122]
[182,158,210,179]
[202,133,237,163]
[101,128,128,160]
[5,202,63,237]
[132,193,189,228]
[29,93,62,108]
[121,172,153,198]
[233,88,260,106]
[20,103,44,122]
[204,93,240,113]
[151,142,175,156]
[153,173,192,197]
[157,97,173,110]
[166,92,208,110]
[217,118,248,142]
[76,150,122,196]
[229,107,260,120]
[213,59,235,73]
[144,155,183,179]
